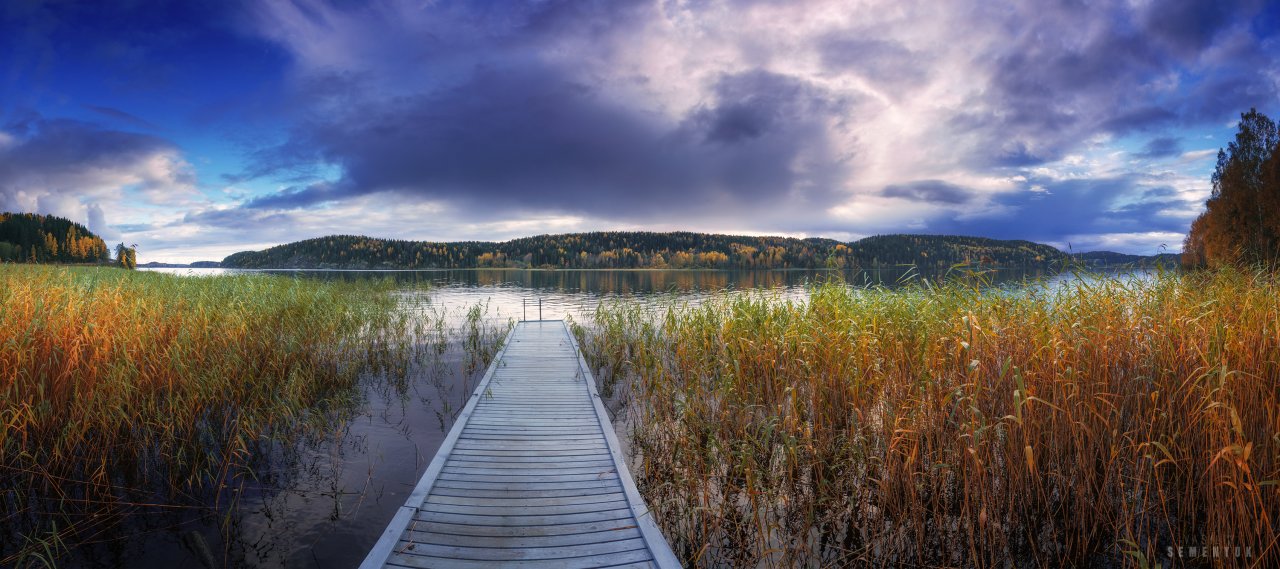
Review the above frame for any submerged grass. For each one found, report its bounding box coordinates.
[0,265,414,566]
[579,269,1280,567]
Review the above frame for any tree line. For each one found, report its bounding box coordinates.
[0,212,110,264]
[1183,108,1280,267]
[221,231,1074,270]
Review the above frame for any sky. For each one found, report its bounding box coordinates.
[2,0,1278,262]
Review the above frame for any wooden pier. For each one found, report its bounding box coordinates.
[361,320,679,568]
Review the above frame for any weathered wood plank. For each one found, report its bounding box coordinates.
[428,486,625,500]
[446,458,612,467]
[402,526,643,548]
[393,537,648,561]
[363,321,677,569]
[442,465,618,477]
[447,450,611,459]
[467,416,598,422]
[431,478,623,492]
[386,548,654,569]
[463,426,600,433]
[448,451,610,460]
[420,499,631,517]
[413,507,635,526]
[425,493,627,508]
[404,519,640,538]
[451,443,607,452]
[437,467,622,480]
[455,435,606,442]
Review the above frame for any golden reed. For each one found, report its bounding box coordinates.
[578,269,1279,567]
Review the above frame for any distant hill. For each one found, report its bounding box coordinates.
[222,232,843,269]
[138,261,222,269]
[847,234,1068,269]
[220,231,1134,271]
[1072,251,1181,268]
[0,212,111,264]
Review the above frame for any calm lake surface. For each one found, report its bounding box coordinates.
[145,267,1087,326]
[110,267,1126,568]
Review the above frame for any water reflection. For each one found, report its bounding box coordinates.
[147,266,1059,291]
[103,265,1156,567]
[15,299,510,569]
[147,266,1078,327]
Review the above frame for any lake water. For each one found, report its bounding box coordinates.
[144,267,1081,327]
[108,266,1125,568]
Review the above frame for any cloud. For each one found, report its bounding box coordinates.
[0,116,197,237]
[1135,137,1183,159]
[907,176,1201,242]
[1144,0,1248,56]
[87,203,121,239]
[9,0,1270,261]
[1100,107,1179,133]
[881,180,974,204]
[240,63,852,222]
[82,105,159,130]
[944,0,1275,168]
[210,0,1279,256]
[818,36,930,97]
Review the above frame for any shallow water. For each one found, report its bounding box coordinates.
[89,266,1141,567]
[144,267,1091,324]
[39,314,504,569]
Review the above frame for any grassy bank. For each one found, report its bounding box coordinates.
[0,265,412,566]
[578,269,1280,567]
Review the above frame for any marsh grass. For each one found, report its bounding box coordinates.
[579,269,1280,567]
[0,265,419,566]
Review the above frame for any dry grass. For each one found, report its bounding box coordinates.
[0,265,413,567]
[578,269,1280,567]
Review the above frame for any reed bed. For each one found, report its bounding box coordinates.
[578,269,1280,567]
[0,265,414,567]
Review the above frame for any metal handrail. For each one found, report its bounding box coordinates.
[521,297,543,321]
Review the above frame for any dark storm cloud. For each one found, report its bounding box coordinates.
[236,64,850,221]
[1099,107,1178,134]
[242,180,351,210]
[881,180,974,204]
[1144,0,1247,55]
[952,0,1277,168]
[1135,137,1182,159]
[923,177,1197,243]
[0,118,177,182]
[962,27,1159,165]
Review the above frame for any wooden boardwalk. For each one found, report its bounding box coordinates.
[361,320,679,569]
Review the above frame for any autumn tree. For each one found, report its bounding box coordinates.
[1183,108,1280,267]
[116,243,137,269]
[0,212,109,263]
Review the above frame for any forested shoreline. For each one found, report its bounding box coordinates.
[222,231,1166,270]
[0,212,110,264]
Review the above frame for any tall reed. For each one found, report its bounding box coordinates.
[0,265,411,566]
[579,269,1280,567]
